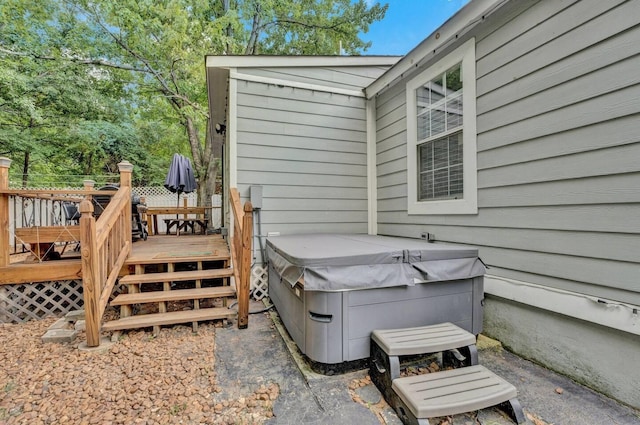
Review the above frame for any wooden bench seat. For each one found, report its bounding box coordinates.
[392,365,524,424]
[164,218,208,235]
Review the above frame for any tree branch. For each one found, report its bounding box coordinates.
[0,46,148,73]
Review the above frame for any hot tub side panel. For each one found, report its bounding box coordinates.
[268,263,344,364]
[268,265,306,353]
[343,277,484,361]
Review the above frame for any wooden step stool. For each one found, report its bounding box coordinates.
[369,322,525,425]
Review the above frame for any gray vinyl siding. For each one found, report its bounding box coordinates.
[375,0,640,305]
[235,77,370,261]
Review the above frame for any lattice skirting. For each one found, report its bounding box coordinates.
[0,281,126,324]
[0,281,85,323]
[251,265,268,301]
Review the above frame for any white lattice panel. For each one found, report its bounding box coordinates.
[251,265,268,301]
[0,281,84,323]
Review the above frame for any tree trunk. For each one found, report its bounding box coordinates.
[21,151,29,188]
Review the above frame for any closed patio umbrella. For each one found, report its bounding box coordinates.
[164,153,197,206]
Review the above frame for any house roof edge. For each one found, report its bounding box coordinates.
[365,0,509,99]
[205,55,402,69]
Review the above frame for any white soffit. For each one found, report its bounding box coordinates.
[365,0,507,98]
[206,55,401,69]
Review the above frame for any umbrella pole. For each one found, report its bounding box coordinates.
[176,192,180,236]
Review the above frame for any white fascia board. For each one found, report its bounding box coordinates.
[207,55,401,69]
[366,0,507,99]
[366,97,377,235]
[230,69,365,97]
[485,274,640,336]
[228,69,238,188]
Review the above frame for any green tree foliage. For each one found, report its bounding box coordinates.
[0,0,387,195]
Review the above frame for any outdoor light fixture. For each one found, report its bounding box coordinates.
[215,123,226,135]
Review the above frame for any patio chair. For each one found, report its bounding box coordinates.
[62,202,81,225]
[62,202,81,252]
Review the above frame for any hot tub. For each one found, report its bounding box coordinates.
[267,234,485,364]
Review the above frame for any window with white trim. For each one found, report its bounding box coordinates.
[406,38,477,215]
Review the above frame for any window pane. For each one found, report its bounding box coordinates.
[446,92,463,129]
[432,138,449,170]
[445,64,462,92]
[450,164,463,197]
[419,171,434,200]
[431,109,445,136]
[415,61,463,142]
[418,131,464,201]
[429,73,445,106]
[419,142,433,171]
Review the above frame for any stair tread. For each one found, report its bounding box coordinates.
[102,308,235,331]
[371,322,476,356]
[392,365,517,418]
[111,286,236,305]
[124,252,230,265]
[120,268,233,284]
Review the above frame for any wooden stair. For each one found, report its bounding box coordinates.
[102,234,237,335]
[118,269,233,285]
[111,286,235,305]
[103,308,235,331]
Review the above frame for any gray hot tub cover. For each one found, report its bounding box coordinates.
[267,234,485,292]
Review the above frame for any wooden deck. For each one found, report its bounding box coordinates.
[125,234,229,265]
[1,234,230,285]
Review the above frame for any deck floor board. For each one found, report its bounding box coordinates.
[125,235,230,265]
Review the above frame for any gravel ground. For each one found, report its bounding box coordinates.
[0,317,278,425]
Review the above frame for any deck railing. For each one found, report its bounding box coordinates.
[229,188,253,329]
[79,161,133,347]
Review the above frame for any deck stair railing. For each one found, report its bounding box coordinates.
[79,161,133,347]
[229,187,253,329]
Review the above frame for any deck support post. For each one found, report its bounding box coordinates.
[237,202,253,329]
[80,200,101,347]
[0,157,11,268]
[118,161,133,249]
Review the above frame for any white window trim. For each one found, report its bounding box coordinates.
[406,38,478,215]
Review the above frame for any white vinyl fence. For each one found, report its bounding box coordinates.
[133,187,222,234]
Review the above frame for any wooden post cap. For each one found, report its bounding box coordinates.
[0,157,11,168]
[83,179,95,188]
[79,199,94,214]
[118,161,134,173]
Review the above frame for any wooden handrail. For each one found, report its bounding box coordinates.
[80,161,133,347]
[229,188,253,329]
[0,188,117,196]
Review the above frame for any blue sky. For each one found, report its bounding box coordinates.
[363,0,470,55]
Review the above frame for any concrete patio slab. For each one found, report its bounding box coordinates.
[213,300,640,425]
